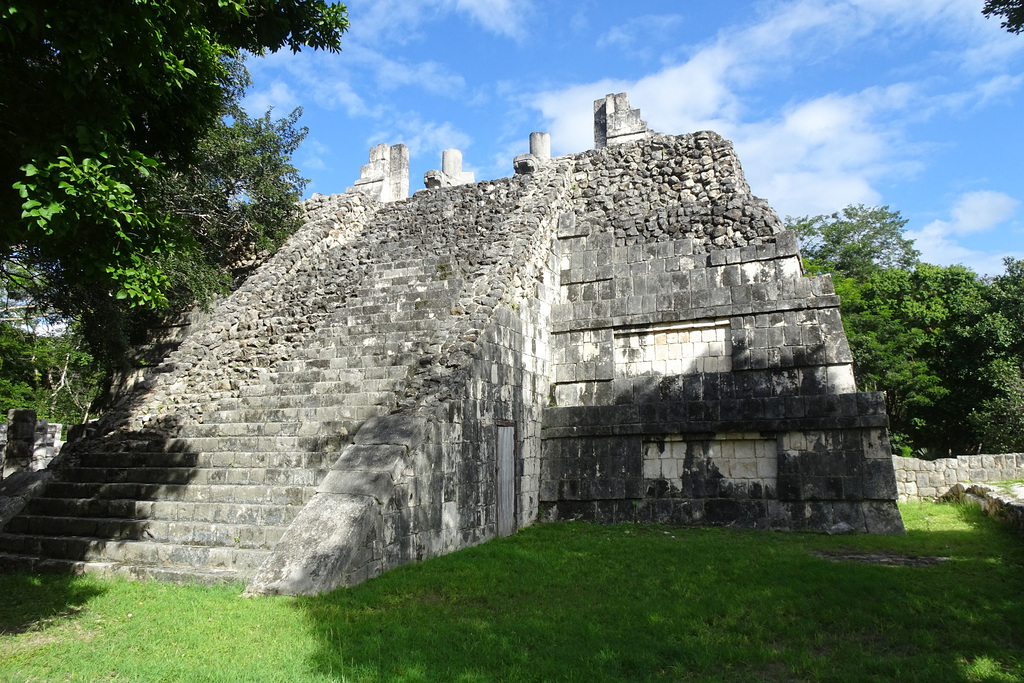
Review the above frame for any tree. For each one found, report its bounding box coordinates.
[984,0,1024,33]
[1,1,347,308]
[832,263,989,456]
[1,280,102,424]
[161,98,311,288]
[786,204,920,280]
[16,62,315,374]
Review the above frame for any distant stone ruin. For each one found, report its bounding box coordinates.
[0,93,904,594]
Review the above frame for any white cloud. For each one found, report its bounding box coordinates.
[596,14,684,52]
[453,0,532,40]
[370,118,472,160]
[300,140,331,172]
[529,0,1024,218]
[347,0,533,44]
[243,81,298,115]
[908,190,1021,275]
[370,55,466,95]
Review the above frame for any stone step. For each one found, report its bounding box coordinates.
[199,402,378,423]
[41,481,318,506]
[76,450,199,469]
[270,359,411,377]
[236,380,363,398]
[72,447,336,471]
[23,497,307,526]
[0,536,270,574]
[0,553,248,585]
[257,368,364,383]
[58,466,322,487]
[179,418,360,439]
[2,516,287,550]
[4,515,148,540]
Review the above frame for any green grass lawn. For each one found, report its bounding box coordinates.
[1,502,1021,682]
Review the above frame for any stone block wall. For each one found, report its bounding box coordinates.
[539,130,902,534]
[893,454,1024,501]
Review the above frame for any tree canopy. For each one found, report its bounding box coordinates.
[786,204,920,280]
[984,0,1024,33]
[0,1,347,307]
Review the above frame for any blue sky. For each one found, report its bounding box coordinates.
[242,0,1024,276]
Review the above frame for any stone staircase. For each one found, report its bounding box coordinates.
[0,251,466,584]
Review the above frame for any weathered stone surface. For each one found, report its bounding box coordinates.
[346,143,409,202]
[424,148,475,189]
[353,416,426,448]
[893,453,1024,501]
[244,493,377,596]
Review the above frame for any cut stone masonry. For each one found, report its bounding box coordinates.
[0,93,904,594]
[594,92,649,148]
[346,143,409,203]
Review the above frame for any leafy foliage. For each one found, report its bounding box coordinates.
[786,204,919,280]
[0,282,102,424]
[160,100,311,291]
[984,0,1024,33]
[0,2,343,420]
[1,0,347,307]
[790,205,1024,456]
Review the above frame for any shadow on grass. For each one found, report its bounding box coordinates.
[0,574,106,636]
[294,506,1024,682]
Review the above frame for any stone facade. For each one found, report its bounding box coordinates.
[0,93,904,593]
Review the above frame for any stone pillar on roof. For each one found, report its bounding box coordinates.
[424,148,476,189]
[593,92,649,149]
[346,143,409,202]
[513,132,551,175]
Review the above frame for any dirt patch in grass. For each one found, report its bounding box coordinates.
[814,550,950,567]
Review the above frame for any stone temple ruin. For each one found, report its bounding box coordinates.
[0,93,903,594]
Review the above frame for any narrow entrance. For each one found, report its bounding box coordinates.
[496,424,516,537]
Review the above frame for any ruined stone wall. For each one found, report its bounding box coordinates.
[0,411,63,479]
[246,164,574,593]
[893,454,1024,501]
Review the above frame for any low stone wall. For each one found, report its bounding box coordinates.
[961,485,1024,536]
[892,454,1024,501]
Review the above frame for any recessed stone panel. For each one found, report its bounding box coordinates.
[614,319,732,378]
